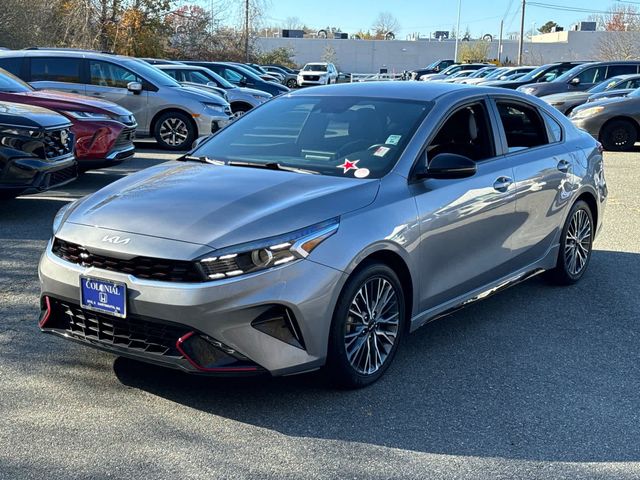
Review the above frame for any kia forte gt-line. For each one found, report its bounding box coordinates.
[39,82,607,388]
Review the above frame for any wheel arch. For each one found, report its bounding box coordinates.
[575,190,599,231]
[229,101,253,113]
[150,108,199,138]
[343,245,416,329]
[599,115,640,143]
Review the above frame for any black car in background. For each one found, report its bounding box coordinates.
[411,59,456,80]
[482,61,584,90]
[183,61,289,96]
[0,101,76,199]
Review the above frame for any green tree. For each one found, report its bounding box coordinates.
[538,21,559,33]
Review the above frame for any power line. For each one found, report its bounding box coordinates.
[527,1,640,16]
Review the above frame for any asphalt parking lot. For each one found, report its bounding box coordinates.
[1,144,639,480]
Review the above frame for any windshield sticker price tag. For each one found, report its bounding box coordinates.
[386,135,402,145]
[374,146,390,157]
[354,168,370,178]
[337,159,359,173]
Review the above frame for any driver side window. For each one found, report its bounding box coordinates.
[427,102,494,162]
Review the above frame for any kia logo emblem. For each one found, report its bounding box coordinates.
[102,235,130,245]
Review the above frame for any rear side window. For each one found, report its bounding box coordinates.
[89,60,141,88]
[31,57,82,83]
[0,57,22,76]
[496,102,549,151]
[624,78,640,89]
[607,64,638,77]
[542,111,563,143]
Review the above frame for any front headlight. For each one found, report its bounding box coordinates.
[63,111,112,120]
[203,103,226,114]
[571,106,604,119]
[52,201,75,235]
[198,218,339,280]
[519,87,535,95]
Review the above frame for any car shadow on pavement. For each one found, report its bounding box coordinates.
[112,249,640,463]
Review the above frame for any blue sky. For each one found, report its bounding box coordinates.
[258,0,620,38]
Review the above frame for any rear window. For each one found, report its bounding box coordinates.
[607,65,638,77]
[30,57,82,83]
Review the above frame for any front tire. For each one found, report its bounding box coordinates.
[600,119,637,151]
[326,263,406,388]
[154,111,196,151]
[286,78,297,88]
[546,200,594,285]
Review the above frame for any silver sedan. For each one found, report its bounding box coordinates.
[39,82,606,388]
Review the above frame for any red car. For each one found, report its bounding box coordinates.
[0,68,136,171]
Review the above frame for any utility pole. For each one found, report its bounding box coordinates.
[497,19,504,64]
[518,0,526,65]
[454,0,462,62]
[244,0,250,62]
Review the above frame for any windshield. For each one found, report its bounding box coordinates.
[122,59,181,87]
[588,77,623,93]
[199,68,235,89]
[440,65,461,75]
[484,68,508,80]
[0,68,32,92]
[555,64,589,83]
[517,65,549,82]
[303,64,327,72]
[470,68,495,78]
[191,95,431,179]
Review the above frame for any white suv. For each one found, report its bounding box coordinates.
[297,63,338,87]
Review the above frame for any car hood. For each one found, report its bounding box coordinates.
[542,91,591,103]
[236,86,271,98]
[66,162,380,249]
[301,71,328,75]
[14,89,132,115]
[575,96,631,110]
[0,101,70,129]
[171,85,228,105]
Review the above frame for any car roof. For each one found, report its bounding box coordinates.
[157,64,205,71]
[0,48,134,63]
[288,81,515,101]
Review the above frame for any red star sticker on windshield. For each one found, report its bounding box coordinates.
[337,159,359,173]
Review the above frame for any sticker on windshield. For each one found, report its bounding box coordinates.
[374,146,390,157]
[354,168,370,178]
[337,159,359,173]
[386,135,402,145]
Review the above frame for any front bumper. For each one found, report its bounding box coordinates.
[0,154,77,196]
[38,240,347,376]
[297,76,329,87]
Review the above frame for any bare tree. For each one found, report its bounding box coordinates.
[284,16,303,30]
[372,11,400,38]
[459,41,490,63]
[597,31,640,60]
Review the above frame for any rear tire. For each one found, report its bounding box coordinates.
[600,119,637,151]
[326,263,406,389]
[154,111,196,151]
[545,200,594,285]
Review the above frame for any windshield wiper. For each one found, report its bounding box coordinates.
[227,160,319,175]
[180,155,224,165]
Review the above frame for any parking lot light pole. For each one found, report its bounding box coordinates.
[518,0,526,65]
[454,0,462,62]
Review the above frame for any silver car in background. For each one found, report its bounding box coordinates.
[40,82,606,388]
[155,64,271,118]
[0,49,232,150]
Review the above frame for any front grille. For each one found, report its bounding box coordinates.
[113,128,135,149]
[47,299,189,357]
[52,238,204,283]
[303,75,319,81]
[44,128,74,159]
[47,165,77,188]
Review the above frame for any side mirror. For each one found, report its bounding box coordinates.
[417,153,477,180]
[569,77,580,86]
[206,81,217,87]
[127,81,143,94]
[239,78,248,87]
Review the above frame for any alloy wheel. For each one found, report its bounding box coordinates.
[564,208,592,276]
[344,277,400,375]
[159,117,189,147]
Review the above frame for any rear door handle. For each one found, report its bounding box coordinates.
[493,176,513,192]
[557,159,571,173]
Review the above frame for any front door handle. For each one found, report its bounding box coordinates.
[557,159,571,173]
[493,176,513,192]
